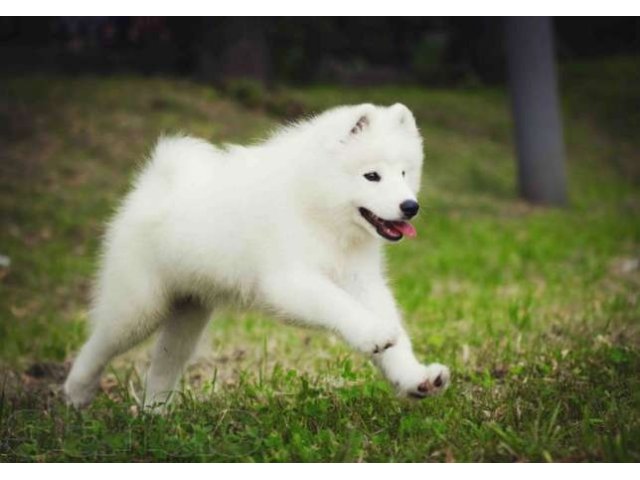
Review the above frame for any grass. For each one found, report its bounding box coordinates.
[1,58,639,461]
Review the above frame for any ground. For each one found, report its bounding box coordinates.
[0,58,639,461]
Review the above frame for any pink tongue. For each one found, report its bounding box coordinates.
[392,221,417,238]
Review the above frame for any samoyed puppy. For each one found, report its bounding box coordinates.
[64,103,450,409]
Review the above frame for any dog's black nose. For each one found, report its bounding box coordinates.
[400,200,419,219]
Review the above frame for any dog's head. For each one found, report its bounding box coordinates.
[316,103,424,243]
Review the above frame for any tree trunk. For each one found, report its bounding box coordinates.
[505,17,567,206]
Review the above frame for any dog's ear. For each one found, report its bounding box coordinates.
[350,114,370,135]
[391,103,417,130]
[348,104,376,137]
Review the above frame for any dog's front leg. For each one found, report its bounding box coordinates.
[346,275,450,398]
[260,271,400,355]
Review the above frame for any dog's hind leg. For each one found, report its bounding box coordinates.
[143,300,212,411]
[64,278,167,408]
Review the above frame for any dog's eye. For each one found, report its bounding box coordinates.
[402,170,406,177]
[364,172,381,182]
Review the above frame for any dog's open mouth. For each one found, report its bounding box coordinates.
[359,207,417,241]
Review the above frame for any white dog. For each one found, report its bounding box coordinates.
[64,103,450,409]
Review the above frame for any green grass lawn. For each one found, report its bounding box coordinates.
[1,59,639,461]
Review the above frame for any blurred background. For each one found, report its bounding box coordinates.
[2,17,638,85]
[1,17,639,461]
[2,17,639,199]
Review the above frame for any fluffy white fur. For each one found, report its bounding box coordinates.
[64,103,450,409]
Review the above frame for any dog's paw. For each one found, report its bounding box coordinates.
[404,363,450,399]
[63,378,98,409]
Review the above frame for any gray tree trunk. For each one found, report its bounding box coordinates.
[505,17,567,206]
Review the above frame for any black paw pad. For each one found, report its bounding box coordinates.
[417,380,431,393]
[373,342,395,354]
